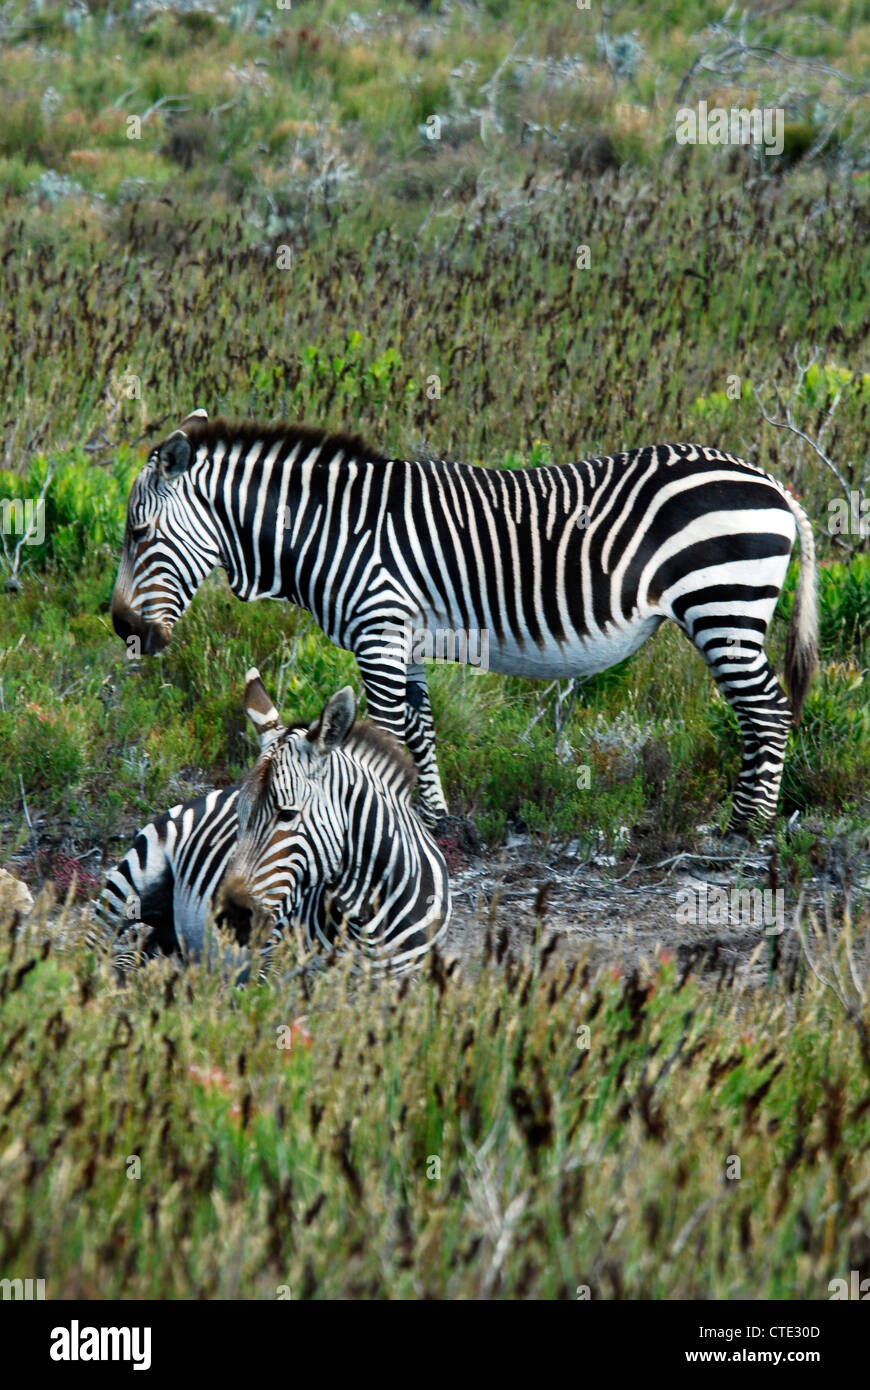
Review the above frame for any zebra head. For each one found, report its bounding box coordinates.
[218,673,359,944]
[111,409,223,655]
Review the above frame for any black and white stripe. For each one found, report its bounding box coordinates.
[88,786,241,971]
[112,416,818,834]
[218,674,450,973]
[89,671,448,974]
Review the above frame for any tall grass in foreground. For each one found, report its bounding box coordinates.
[0,890,868,1299]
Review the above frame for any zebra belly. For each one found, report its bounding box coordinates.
[423,612,665,681]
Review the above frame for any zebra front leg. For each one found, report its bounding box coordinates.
[405,663,450,827]
[355,646,449,828]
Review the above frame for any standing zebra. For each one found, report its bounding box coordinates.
[218,673,451,972]
[112,411,818,834]
[90,672,449,974]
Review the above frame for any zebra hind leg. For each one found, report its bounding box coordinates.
[702,635,792,836]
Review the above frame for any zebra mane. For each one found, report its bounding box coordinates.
[262,717,418,798]
[340,719,418,795]
[177,416,385,467]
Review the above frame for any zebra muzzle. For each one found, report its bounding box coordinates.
[110,598,172,654]
[215,875,275,949]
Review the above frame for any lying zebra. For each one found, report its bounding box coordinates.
[90,673,450,975]
[111,411,818,836]
[217,675,450,970]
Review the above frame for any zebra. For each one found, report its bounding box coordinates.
[88,783,239,972]
[217,673,451,973]
[111,411,818,835]
[89,671,448,975]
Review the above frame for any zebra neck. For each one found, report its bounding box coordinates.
[206,450,383,608]
[333,793,410,908]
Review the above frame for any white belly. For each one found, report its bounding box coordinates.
[491,614,664,679]
[417,612,665,681]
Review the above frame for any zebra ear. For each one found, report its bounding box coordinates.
[157,431,192,479]
[178,409,208,428]
[310,686,356,755]
[243,668,283,748]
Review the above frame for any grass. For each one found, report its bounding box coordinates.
[0,0,868,1301]
[0,893,868,1298]
[2,527,869,860]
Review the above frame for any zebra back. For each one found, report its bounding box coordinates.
[88,788,239,971]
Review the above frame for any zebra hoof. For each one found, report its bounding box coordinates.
[717,830,754,855]
[432,813,481,856]
[718,824,775,856]
[722,818,773,847]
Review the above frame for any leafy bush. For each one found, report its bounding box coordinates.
[817,554,870,660]
[0,450,140,577]
[0,698,86,812]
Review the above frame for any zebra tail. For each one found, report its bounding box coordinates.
[782,488,819,725]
